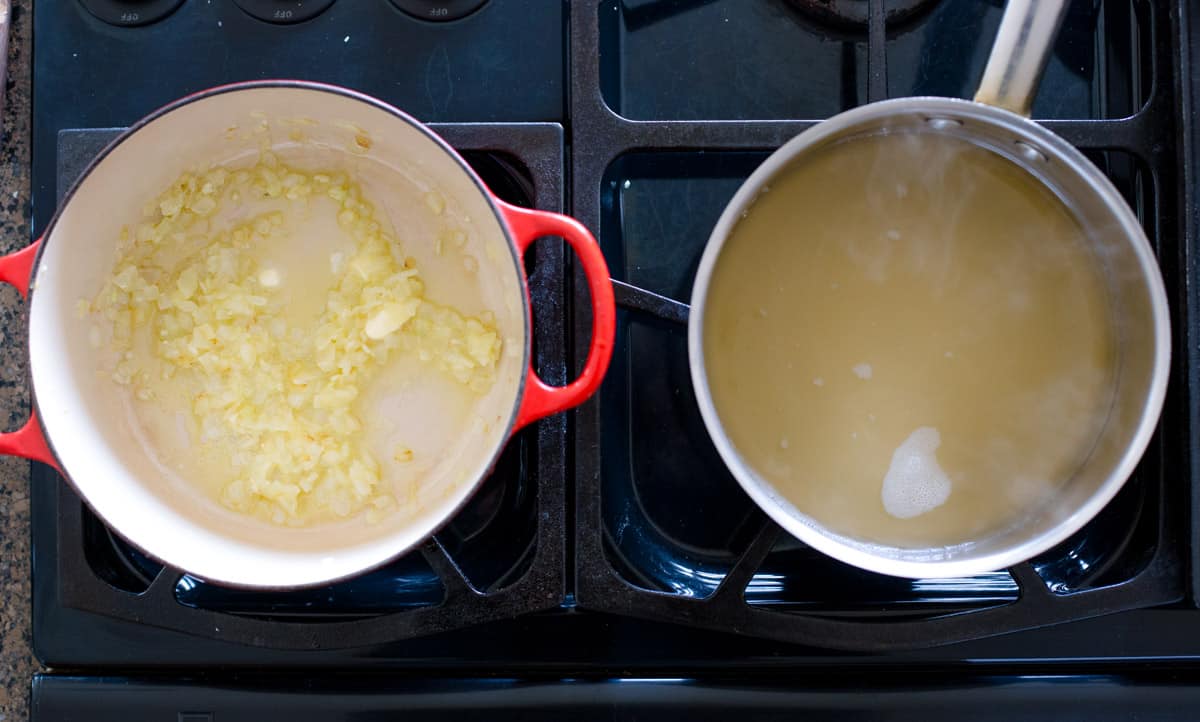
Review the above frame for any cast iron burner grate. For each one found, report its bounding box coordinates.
[569,0,1187,650]
[38,122,568,649]
[27,0,1195,664]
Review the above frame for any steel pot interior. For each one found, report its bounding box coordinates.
[688,97,1170,579]
[28,84,529,588]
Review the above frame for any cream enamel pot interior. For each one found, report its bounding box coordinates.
[0,82,615,589]
[687,0,1170,578]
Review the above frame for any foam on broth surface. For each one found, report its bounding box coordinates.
[703,131,1117,548]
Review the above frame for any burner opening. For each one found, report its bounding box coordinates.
[435,430,540,594]
[83,508,162,595]
[785,0,940,29]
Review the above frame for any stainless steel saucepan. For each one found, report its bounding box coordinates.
[688,0,1170,578]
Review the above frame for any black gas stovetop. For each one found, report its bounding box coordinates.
[26,1,1200,719]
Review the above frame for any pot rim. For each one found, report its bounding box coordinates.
[27,79,533,589]
[687,95,1171,579]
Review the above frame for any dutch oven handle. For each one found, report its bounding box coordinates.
[0,239,59,470]
[495,200,616,431]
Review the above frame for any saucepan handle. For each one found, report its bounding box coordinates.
[496,200,616,431]
[0,239,58,470]
[974,0,1070,117]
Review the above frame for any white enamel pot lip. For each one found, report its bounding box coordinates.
[27,79,533,589]
[687,96,1171,580]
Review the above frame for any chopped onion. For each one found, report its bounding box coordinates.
[93,157,503,526]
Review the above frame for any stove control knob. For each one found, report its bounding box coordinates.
[389,0,489,22]
[232,0,337,24]
[78,0,184,27]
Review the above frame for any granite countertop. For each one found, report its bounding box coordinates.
[0,1,39,720]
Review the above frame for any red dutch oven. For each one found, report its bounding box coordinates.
[0,81,614,588]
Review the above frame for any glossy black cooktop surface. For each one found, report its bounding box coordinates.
[28,0,1200,718]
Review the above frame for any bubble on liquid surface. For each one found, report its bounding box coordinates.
[881,426,952,519]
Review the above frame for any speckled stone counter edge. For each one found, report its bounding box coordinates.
[1,2,42,721]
